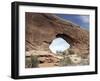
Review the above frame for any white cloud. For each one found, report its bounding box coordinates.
[79,16,89,23]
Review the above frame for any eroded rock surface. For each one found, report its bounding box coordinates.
[25,13,89,55]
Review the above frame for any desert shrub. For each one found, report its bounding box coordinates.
[59,56,72,66]
[56,51,63,55]
[68,49,75,54]
[56,50,69,56]
[80,58,89,65]
[25,57,32,68]
[68,48,80,55]
[64,49,69,55]
[31,55,39,68]
[79,55,89,65]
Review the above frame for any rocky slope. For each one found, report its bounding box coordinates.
[25,12,89,55]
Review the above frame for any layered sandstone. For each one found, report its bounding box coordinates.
[25,12,89,55]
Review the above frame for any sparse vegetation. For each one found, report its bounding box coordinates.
[25,48,89,68]
[56,48,89,66]
[25,54,39,68]
[31,55,39,67]
[59,56,72,66]
[25,57,32,68]
[56,50,72,66]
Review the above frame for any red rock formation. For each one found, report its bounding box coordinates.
[25,12,89,54]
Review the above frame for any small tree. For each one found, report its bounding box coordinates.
[25,57,32,68]
[31,55,39,68]
[57,49,72,66]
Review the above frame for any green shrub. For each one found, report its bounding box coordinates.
[31,55,39,68]
[59,56,72,66]
[68,49,75,54]
[56,49,69,55]
[25,57,32,68]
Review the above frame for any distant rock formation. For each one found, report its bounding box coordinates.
[25,12,89,55]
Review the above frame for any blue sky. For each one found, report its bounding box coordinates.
[55,14,89,30]
[49,37,70,54]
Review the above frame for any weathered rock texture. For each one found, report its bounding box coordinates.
[25,12,89,55]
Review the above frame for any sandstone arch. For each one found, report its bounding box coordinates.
[25,12,89,55]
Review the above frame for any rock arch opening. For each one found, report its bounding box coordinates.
[49,34,71,54]
[56,34,74,46]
